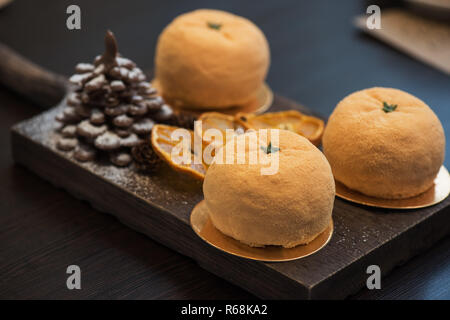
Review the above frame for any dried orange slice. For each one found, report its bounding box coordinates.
[235,110,324,146]
[151,124,206,180]
[195,112,244,140]
[195,112,245,165]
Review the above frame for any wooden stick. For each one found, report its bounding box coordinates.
[0,42,67,108]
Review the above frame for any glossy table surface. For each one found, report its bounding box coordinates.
[0,0,449,299]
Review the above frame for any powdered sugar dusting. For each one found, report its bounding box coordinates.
[13,104,203,220]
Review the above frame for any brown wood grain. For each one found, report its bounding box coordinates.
[1,0,449,301]
[10,95,450,299]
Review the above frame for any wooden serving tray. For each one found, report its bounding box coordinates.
[11,95,450,299]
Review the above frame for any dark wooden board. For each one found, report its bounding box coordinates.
[11,96,450,299]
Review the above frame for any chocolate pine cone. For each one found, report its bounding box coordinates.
[131,141,162,173]
[55,30,166,169]
[165,112,197,130]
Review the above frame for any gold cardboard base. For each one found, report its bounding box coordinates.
[336,166,450,209]
[190,200,333,262]
[152,80,273,116]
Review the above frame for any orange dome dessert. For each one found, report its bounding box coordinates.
[203,130,335,248]
[323,87,445,199]
[155,9,270,109]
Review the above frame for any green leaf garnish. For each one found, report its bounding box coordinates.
[261,142,280,154]
[207,22,222,30]
[382,102,398,113]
